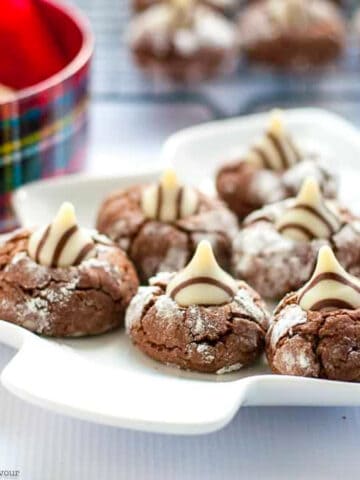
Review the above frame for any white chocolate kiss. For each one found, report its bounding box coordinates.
[276,177,341,242]
[267,0,311,29]
[245,109,302,172]
[166,240,238,307]
[28,202,95,268]
[141,169,198,223]
[299,246,360,311]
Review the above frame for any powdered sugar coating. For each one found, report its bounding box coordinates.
[154,295,183,321]
[7,251,53,288]
[81,257,119,275]
[187,305,207,336]
[332,223,360,278]
[240,0,345,47]
[270,304,307,348]
[127,272,269,373]
[243,198,292,226]
[125,286,160,332]
[0,228,139,337]
[282,158,337,198]
[234,286,267,325]
[0,296,50,334]
[195,343,215,363]
[157,245,189,275]
[233,221,325,298]
[233,195,357,299]
[129,4,236,56]
[249,169,286,205]
[280,348,311,371]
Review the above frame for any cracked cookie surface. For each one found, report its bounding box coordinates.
[232,200,360,299]
[126,272,269,373]
[216,158,337,221]
[0,229,139,337]
[266,292,360,381]
[96,185,238,283]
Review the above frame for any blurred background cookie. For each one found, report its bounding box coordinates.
[216,110,337,220]
[128,0,238,82]
[238,0,346,69]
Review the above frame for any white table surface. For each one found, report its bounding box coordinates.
[1,339,359,479]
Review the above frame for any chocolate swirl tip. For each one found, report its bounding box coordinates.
[245,109,302,172]
[166,240,238,307]
[276,176,341,242]
[298,246,360,312]
[141,168,198,223]
[28,202,95,268]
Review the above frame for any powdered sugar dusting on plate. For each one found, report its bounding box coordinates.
[216,362,243,374]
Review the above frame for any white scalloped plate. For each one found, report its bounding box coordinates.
[162,107,360,211]
[1,108,360,435]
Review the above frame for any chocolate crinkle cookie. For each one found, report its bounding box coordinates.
[132,0,235,14]
[0,203,139,337]
[216,110,337,220]
[128,0,238,83]
[233,177,360,299]
[126,241,269,373]
[97,170,238,283]
[266,246,360,381]
[238,0,345,69]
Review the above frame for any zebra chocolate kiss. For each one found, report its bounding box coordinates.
[141,169,198,223]
[299,246,360,311]
[267,0,312,29]
[166,240,238,307]
[28,202,95,268]
[245,109,302,171]
[276,176,341,242]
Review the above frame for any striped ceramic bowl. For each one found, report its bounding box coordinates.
[0,0,93,232]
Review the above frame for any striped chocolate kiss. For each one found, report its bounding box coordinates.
[166,240,238,307]
[267,0,312,29]
[171,0,193,26]
[28,202,95,268]
[245,109,302,172]
[276,177,341,242]
[141,169,199,223]
[298,246,360,311]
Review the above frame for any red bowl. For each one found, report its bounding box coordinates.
[0,0,94,232]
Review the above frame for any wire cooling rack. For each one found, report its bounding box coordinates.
[72,0,360,123]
